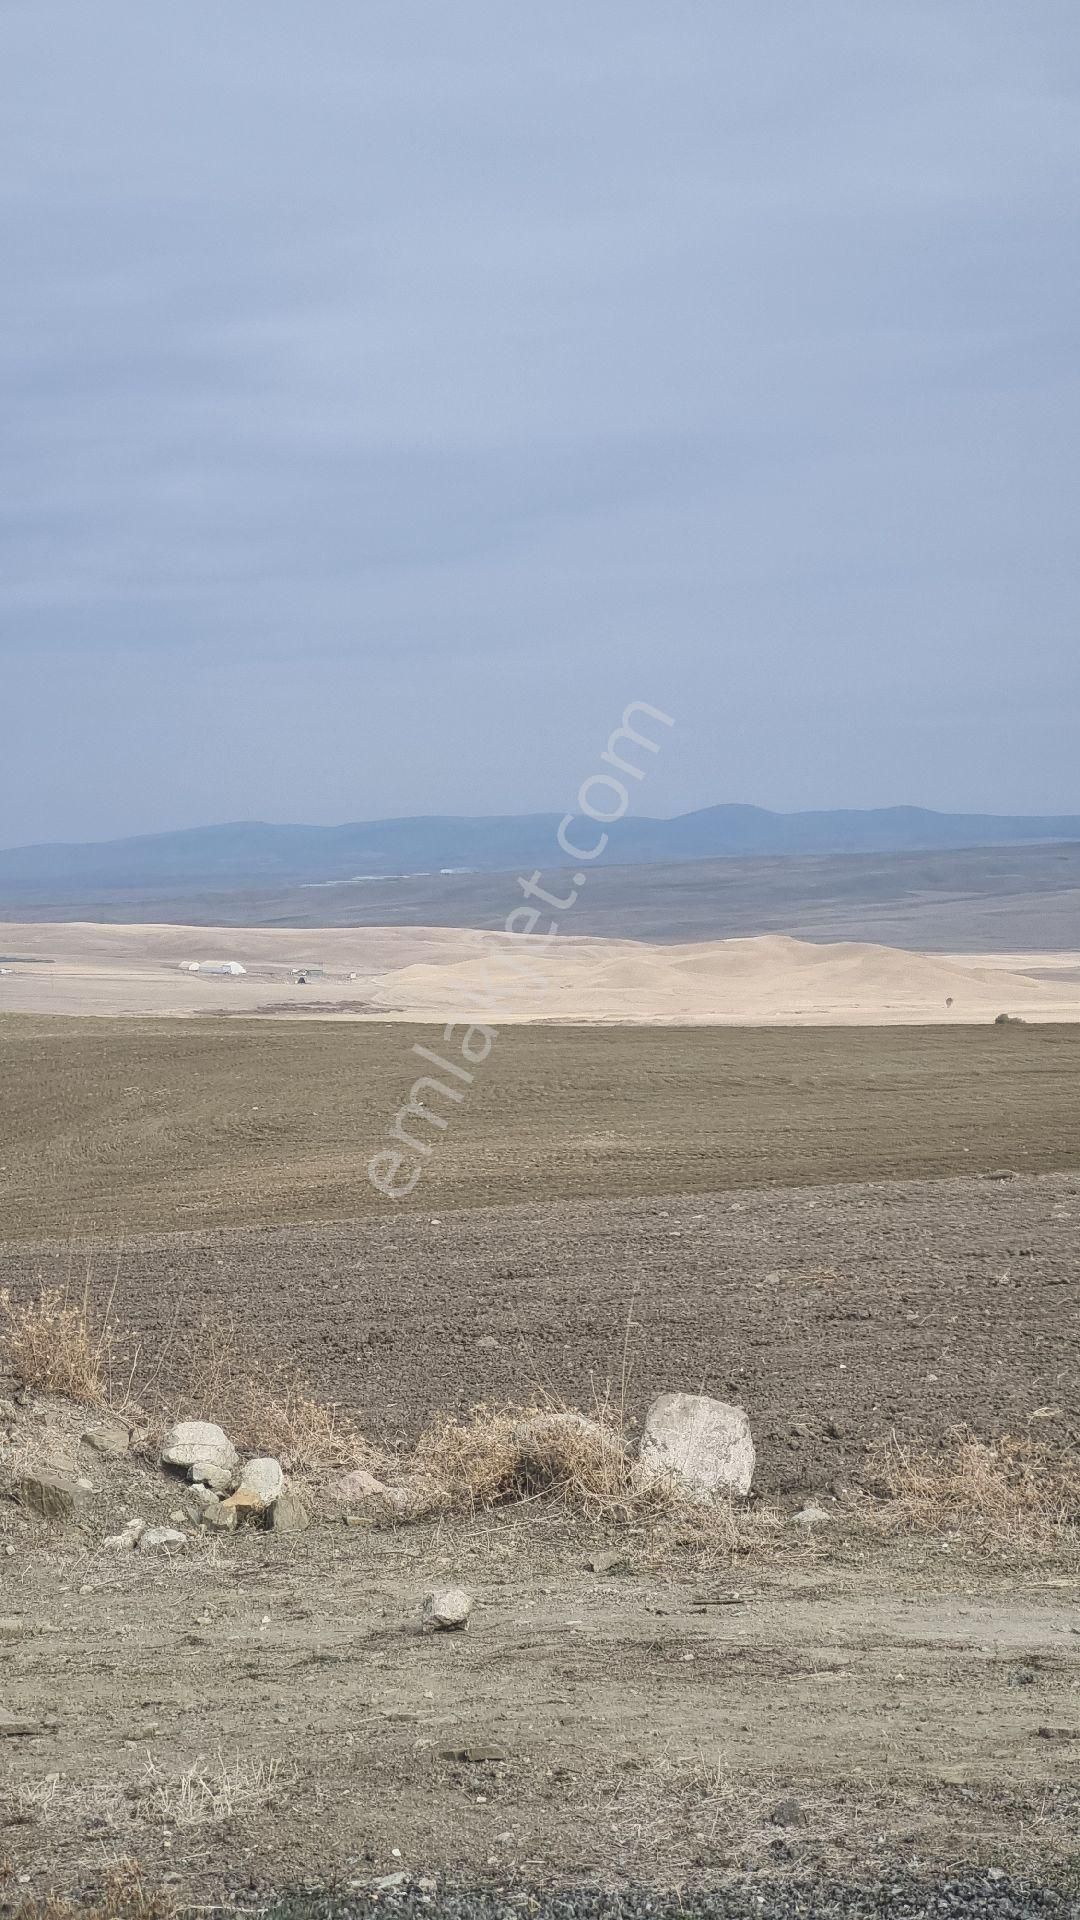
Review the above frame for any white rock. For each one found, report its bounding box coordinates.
[161,1421,237,1474]
[102,1529,137,1552]
[138,1526,188,1552]
[235,1456,284,1510]
[421,1587,473,1632]
[188,1459,235,1493]
[638,1392,755,1499]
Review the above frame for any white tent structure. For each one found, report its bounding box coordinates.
[178,960,247,976]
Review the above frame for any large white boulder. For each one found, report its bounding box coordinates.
[161,1420,238,1475]
[638,1392,755,1499]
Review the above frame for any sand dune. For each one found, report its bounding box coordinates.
[368,932,1080,1024]
[2,920,1079,1024]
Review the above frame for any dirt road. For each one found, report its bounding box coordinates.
[2,1506,1077,1899]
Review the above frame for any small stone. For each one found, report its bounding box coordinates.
[587,1549,628,1574]
[234,1457,284,1511]
[374,1873,408,1892]
[791,1504,832,1527]
[81,1420,129,1458]
[15,1470,84,1524]
[161,1421,238,1475]
[267,1488,310,1533]
[201,1500,239,1532]
[188,1460,235,1493]
[102,1530,137,1553]
[138,1526,188,1553]
[476,1335,499,1351]
[422,1587,473,1632]
[185,1483,220,1514]
[770,1796,808,1828]
[218,1486,266,1524]
[333,1467,391,1502]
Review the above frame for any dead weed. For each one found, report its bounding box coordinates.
[0,1285,111,1408]
[4,1860,175,1920]
[865,1426,1080,1551]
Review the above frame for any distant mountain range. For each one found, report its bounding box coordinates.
[2,805,1080,899]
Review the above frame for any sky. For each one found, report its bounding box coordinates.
[1,2,1079,848]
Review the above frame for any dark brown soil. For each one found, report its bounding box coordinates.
[2,1017,1080,1241]
[4,1172,1077,1492]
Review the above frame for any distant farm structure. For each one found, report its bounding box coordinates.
[177,960,247,976]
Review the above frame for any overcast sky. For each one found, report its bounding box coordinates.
[1,2,1078,847]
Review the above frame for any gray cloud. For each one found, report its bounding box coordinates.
[1,0,1078,843]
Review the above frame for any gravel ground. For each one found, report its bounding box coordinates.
[269,1874,1080,1920]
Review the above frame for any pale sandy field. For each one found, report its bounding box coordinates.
[2,919,1080,1023]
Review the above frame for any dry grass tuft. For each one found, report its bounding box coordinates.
[407,1401,637,1515]
[142,1751,290,1827]
[867,1427,1080,1550]
[146,1309,358,1473]
[0,1285,110,1408]
[7,1860,175,1920]
[0,1280,361,1475]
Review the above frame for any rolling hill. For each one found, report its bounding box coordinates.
[3,803,1080,901]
